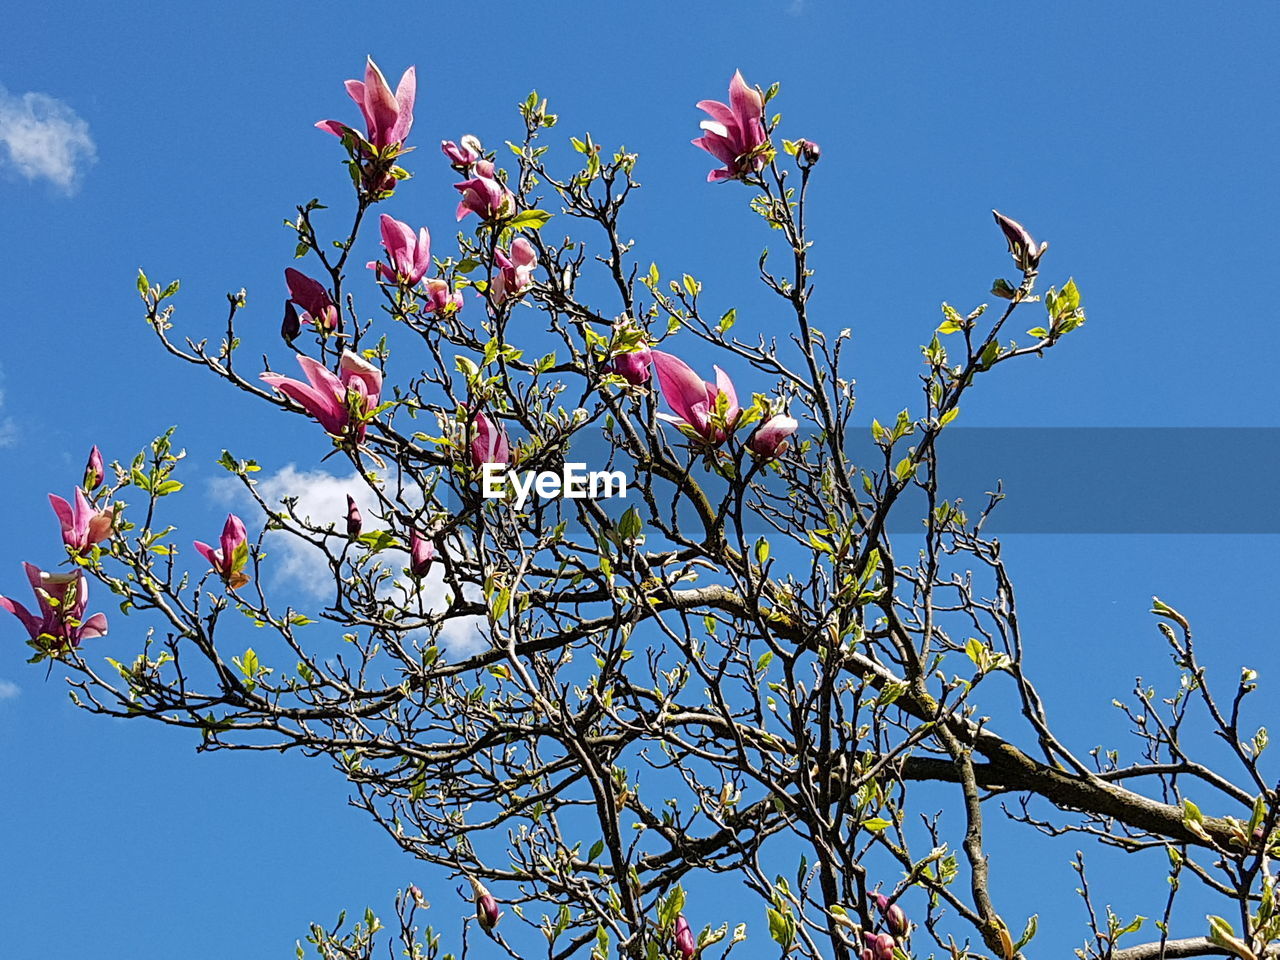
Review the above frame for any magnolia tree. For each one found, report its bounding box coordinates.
[4,59,1273,960]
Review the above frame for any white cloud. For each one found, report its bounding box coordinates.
[214,465,485,655]
[0,679,19,701]
[0,85,96,194]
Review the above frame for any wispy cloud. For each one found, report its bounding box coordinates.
[0,366,16,447]
[0,679,20,701]
[213,466,486,655]
[0,85,96,195]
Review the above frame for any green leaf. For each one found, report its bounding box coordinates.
[617,507,643,541]
[754,538,770,564]
[509,209,553,230]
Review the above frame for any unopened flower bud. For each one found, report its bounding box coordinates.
[992,209,1048,273]
[609,345,653,386]
[798,138,821,163]
[876,895,909,938]
[674,915,697,959]
[83,446,104,491]
[281,299,302,343]
[408,885,428,908]
[345,495,362,538]
[468,877,502,931]
[409,530,435,579]
[747,414,798,461]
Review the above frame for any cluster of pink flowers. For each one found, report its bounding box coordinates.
[1,448,113,655]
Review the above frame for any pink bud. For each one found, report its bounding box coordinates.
[281,300,302,343]
[876,894,909,938]
[798,139,821,163]
[83,446,104,491]
[992,209,1048,273]
[409,530,435,578]
[345,495,363,538]
[674,915,697,959]
[609,345,652,386]
[747,413,798,460]
[468,877,502,931]
[467,411,510,468]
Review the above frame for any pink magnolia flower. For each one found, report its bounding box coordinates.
[468,411,510,468]
[674,916,697,959]
[368,214,432,286]
[285,268,340,333]
[316,57,416,151]
[0,563,108,652]
[408,530,435,578]
[468,877,503,932]
[83,445,104,491]
[194,514,251,589]
[442,135,483,171]
[651,350,741,444]
[489,238,537,304]
[455,161,514,222]
[49,488,115,554]
[609,344,652,386]
[747,414,798,460]
[346,495,363,538]
[424,278,464,316]
[692,71,770,183]
[260,351,383,443]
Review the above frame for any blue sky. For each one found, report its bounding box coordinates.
[2,2,1279,957]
